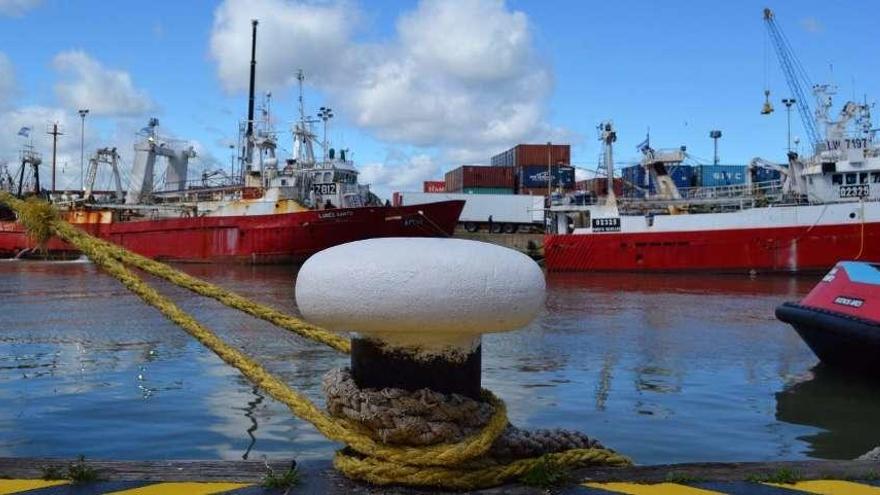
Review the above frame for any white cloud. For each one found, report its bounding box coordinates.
[209,0,356,92]
[53,51,153,116]
[0,0,41,16]
[0,52,14,107]
[0,106,215,193]
[397,0,531,82]
[0,106,81,190]
[209,0,558,192]
[358,153,440,194]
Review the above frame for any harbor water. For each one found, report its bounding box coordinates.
[1,260,877,464]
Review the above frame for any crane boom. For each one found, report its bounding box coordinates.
[763,8,822,149]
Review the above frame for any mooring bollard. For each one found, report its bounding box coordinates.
[295,237,545,399]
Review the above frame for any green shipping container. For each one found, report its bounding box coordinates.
[458,187,514,194]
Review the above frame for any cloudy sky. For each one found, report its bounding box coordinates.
[0,0,877,198]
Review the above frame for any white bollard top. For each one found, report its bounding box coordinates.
[295,238,545,349]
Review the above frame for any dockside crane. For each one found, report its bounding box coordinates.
[762,7,822,150]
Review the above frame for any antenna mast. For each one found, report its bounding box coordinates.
[245,19,258,172]
[297,70,306,123]
[47,122,63,192]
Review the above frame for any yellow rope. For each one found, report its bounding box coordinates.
[55,220,350,353]
[4,193,349,354]
[335,448,629,489]
[0,192,631,488]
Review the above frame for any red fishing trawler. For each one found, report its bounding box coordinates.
[544,9,880,273]
[543,119,880,273]
[0,21,463,263]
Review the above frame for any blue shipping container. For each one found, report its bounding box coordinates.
[621,164,694,195]
[696,165,746,187]
[752,167,782,183]
[669,165,695,189]
[518,165,575,188]
[622,165,649,190]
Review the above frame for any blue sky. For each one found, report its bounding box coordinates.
[0,0,877,197]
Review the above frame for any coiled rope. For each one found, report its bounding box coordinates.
[0,192,631,489]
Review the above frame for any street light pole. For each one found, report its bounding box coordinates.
[317,106,333,162]
[782,98,796,153]
[228,143,235,180]
[78,109,89,191]
[709,130,722,165]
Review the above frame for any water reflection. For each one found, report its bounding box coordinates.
[242,386,264,460]
[776,365,880,459]
[0,261,849,464]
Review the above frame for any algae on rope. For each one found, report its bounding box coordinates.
[16,196,57,246]
[0,192,632,490]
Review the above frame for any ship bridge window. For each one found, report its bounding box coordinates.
[335,172,356,184]
[832,174,843,185]
[872,172,880,183]
[846,173,857,185]
[860,172,869,184]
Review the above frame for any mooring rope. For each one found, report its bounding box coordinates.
[0,192,631,489]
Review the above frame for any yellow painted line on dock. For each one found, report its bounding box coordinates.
[583,482,724,494]
[766,480,880,494]
[0,479,68,494]
[105,482,251,495]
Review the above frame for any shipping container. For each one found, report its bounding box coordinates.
[621,164,695,195]
[672,165,696,189]
[576,178,624,197]
[491,144,570,167]
[423,180,446,193]
[517,165,575,190]
[694,165,746,187]
[752,167,782,183]
[490,148,517,167]
[444,165,515,192]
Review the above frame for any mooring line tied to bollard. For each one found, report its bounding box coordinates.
[0,192,631,490]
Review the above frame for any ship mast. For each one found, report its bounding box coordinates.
[292,70,317,165]
[297,69,306,124]
[244,19,258,176]
[600,121,617,205]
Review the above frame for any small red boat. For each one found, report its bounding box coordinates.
[776,262,880,374]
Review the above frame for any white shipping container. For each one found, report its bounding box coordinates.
[399,192,544,225]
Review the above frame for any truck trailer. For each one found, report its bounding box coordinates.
[398,192,545,233]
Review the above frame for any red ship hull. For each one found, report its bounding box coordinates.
[0,200,465,263]
[544,222,880,273]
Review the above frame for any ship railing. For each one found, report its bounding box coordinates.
[678,180,783,200]
[151,181,253,205]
